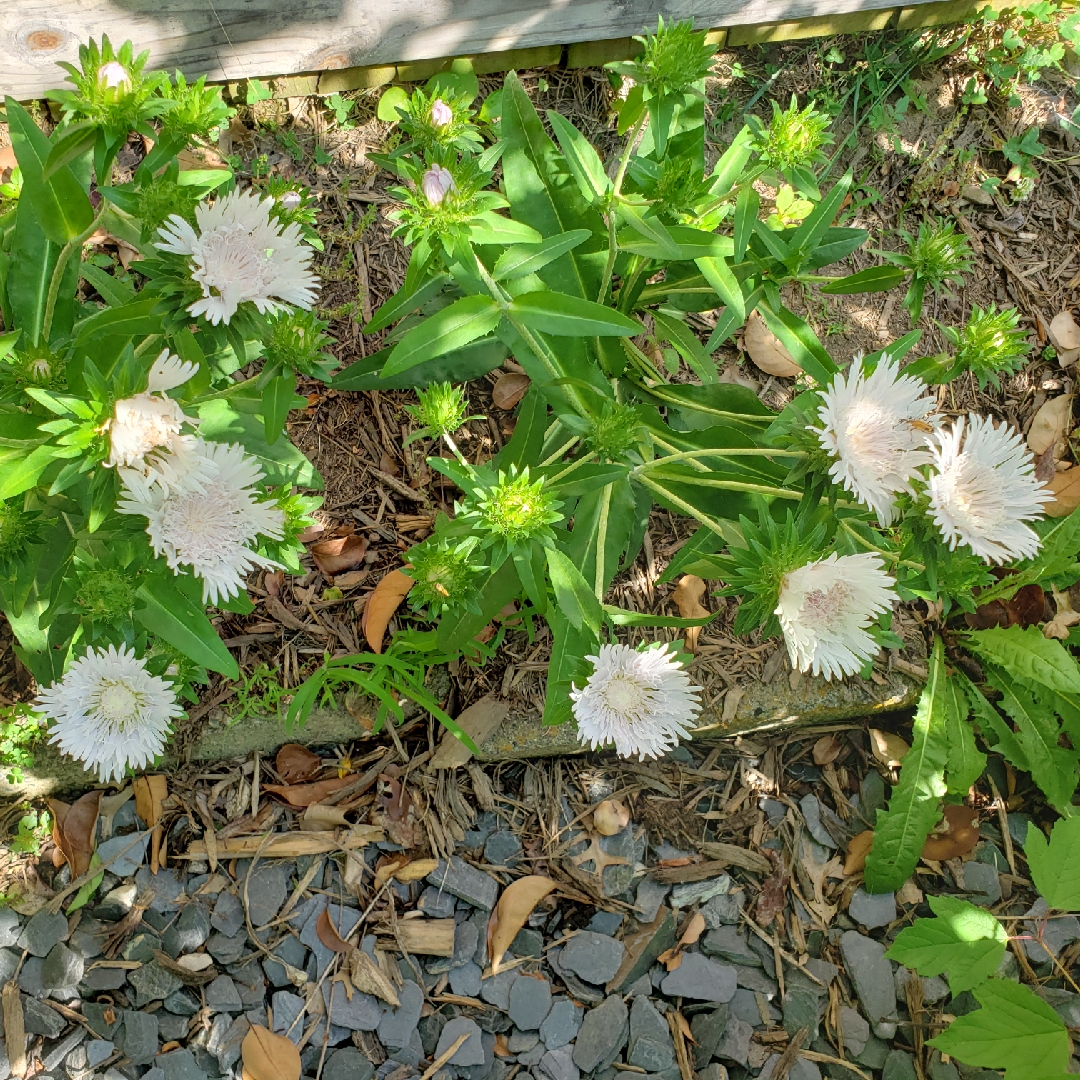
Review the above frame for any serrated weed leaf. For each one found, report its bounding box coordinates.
[886,894,1005,994]
[930,980,1070,1080]
[964,625,1080,694]
[1025,817,1080,911]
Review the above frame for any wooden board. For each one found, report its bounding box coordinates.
[3,0,923,100]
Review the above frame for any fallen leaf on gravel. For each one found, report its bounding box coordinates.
[755,851,789,927]
[362,569,414,653]
[298,804,351,831]
[869,729,909,769]
[1027,395,1073,458]
[921,804,979,861]
[316,909,353,954]
[133,775,168,873]
[844,830,875,875]
[310,534,370,577]
[1044,587,1080,639]
[965,583,1046,630]
[49,790,101,878]
[658,910,706,970]
[744,310,801,377]
[276,744,323,785]
[379,452,401,477]
[152,950,218,986]
[264,570,285,597]
[493,372,531,410]
[3,981,26,1079]
[592,799,630,836]
[488,875,558,974]
[429,695,508,770]
[1044,466,1080,517]
[812,734,843,765]
[672,574,710,652]
[1048,311,1080,352]
[263,776,355,807]
[242,1023,301,1080]
[349,948,399,1006]
[494,1033,513,1058]
[394,857,438,882]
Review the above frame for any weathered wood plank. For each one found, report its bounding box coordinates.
[2,0,927,100]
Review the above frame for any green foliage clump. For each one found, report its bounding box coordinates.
[885,217,974,323]
[946,304,1029,389]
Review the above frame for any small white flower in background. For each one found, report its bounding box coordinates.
[38,644,181,783]
[814,355,937,525]
[571,643,701,760]
[118,439,285,604]
[156,188,319,326]
[430,99,454,128]
[928,413,1052,564]
[421,165,455,206]
[776,552,896,680]
[98,61,131,91]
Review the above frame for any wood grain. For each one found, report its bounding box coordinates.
[4,0,933,100]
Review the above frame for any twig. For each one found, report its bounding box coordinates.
[420,1033,470,1080]
[799,1051,872,1080]
[47,832,149,914]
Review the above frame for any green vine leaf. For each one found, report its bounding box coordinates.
[1025,817,1080,911]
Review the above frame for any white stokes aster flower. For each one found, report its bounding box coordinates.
[156,188,318,326]
[118,439,285,603]
[571,643,701,760]
[38,644,182,783]
[814,355,937,525]
[928,413,1052,564]
[776,552,896,680]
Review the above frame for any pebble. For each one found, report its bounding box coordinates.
[714,1016,753,1067]
[540,997,583,1050]
[670,875,730,909]
[701,892,743,929]
[894,967,948,1003]
[87,1039,115,1068]
[263,933,307,986]
[324,980,382,1031]
[164,989,201,1016]
[135,866,184,913]
[509,976,553,1030]
[627,995,675,1072]
[511,927,545,957]
[840,931,895,1024]
[849,888,897,929]
[690,1004,729,1068]
[586,912,624,937]
[0,909,19,948]
[378,980,425,1049]
[800,795,839,849]
[539,1042,580,1080]
[484,830,523,868]
[206,931,248,965]
[246,863,292,926]
[40,943,83,991]
[883,1049,919,1080]
[23,993,65,1037]
[435,1017,486,1067]
[96,832,149,876]
[18,911,68,958]
[453,920,481,969]
[839,1006,869,1056]
[157,1048,208,1080]
[418,886,456,919]
[426,857,499,911]
[165,904,212,957]
[325,1047,376,1080]
[208,1014,249,1071]
[450,960,483,998]
[733,965,777,995]
[205,975,243,1013]
[660,954,737,1003]
[120,1009,160,1065]
[509,1031,540,1053]
[635,879,670,924]
[210,892,246,938]
[480,969,521,1010]
[962,862,1002,907]
[702,927,759,967]
[571,995,628,1073]
[559,932,625,985]
[128,962,183,1007]
[41,1028,84,1072]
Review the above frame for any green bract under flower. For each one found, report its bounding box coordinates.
[471,467,562,547]
[74,567,137,623]
[623,16,718,95]
[948,304,1029,389]
[753,96,832,177]
[885,218,974,323]
[405,536,484,616]
[586,402,650,462]
[404,382,476,443]
[261,309,338,381]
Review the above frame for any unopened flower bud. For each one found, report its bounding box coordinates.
[99,61,132,92]
[279,190,302,211]
[421,165,455,206]
[430,99,453,127]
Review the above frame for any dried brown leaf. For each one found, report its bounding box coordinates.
[492,372,531,410]
[429,695,508,770]
[869,729,909,769]
[592,799,630,837]
[310,534,370,577]
[744,310,801,377]
[133,775,167,829]
[349,948,399,1006]
[844,830,875,875]
[812,734,843,766]
[362,569,414,653]
[241,1023,301,1080]
[1027,395,1073,458]
[276,744,323,785]
[263,776,355,807]
[298,804,351,831]
[1048,311,1080,352]
[316,910,353,954]
[488,875,558,974]
[1045,466,1080,517]
[51,790,101,878]
[921,805,979,861]
[671,574,710,653]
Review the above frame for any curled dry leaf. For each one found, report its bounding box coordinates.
[869,729,910,769]
[48,790,101,879]
[1048,311,1080,352]
[1044,466,1080,517]
[592,799,631,837]
[298,804,351,831]
[133,775,169,871]
[1045,587,1080,640]
[844,830,875,875]
[349,948,399,1007]
[394,857,439,883]
[657,910,706,971]
[362,569,414,653]
[671,574,710,653]
[241,1023,302,1080]
[276,744,323,785]
[264,570,285,597]
[921,804,979,862]
[316,909,353,954]
[812,734,843,766]
[492,372,531,410]
[755,852,789,927]
[488,875,558,974]
[744,310,801,378]
[965,583,1046,631]
[1027,395,1073,459]
[310,534,370,577]
[263,775,355,807]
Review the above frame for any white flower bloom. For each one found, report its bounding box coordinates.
[118,439,285,604]
[147,350,198,392]
[571,643,701,760]
[927,413,1052,564]
[430,99,454,127]
[98,61,131,91]
[776,552,896,680]
[156,188,318,326]
[814,355,937,525]
[421,165,455,206]
[39,644,182,783]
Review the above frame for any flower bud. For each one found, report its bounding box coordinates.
[98,61,132,92]
[278,190,302,211]
[421,165,455,206]
[430,99,454,127]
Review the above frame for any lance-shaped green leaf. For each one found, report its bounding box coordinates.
[72,297,162,347]
[363,274,449,334]
[785,172,853,269]
[261,368,297,445]
[42,120,99,182]
[134,578,239,679]
[695,255,745,325]
[821,264,907,294]
[546,547,603,636]
[864,636,949,893]
[944,678,985,796]
[1025,817,1080,911]
[493,230,592,281]
[652,310,717,384]
[964,625,1080,694]
[604,605,716,628]
[508,292,639,337]
[542,610,597,727]
[886,895,1006,994]
[546,111,611,203]
[733,186,759,262]
[467,211,542,246]
[382,294,503,377]
[757,302,838,385]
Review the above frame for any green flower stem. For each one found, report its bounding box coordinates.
[441,432,467,464]
[133,335,161,357]
[644,471,803,500]
[540,437,580,468]
[594,483,611,602]
[635,446,806,474]
[41,204,109,343]
[545,451,597,488]
[839,519,925,571]
[636,473,730,541]
[598,111,649,304]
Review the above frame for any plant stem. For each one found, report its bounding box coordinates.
[540,437,579,467]
[839,519,925,571]
[642,470,805,500]
[636,446,806,473]
[593,484,611,602]
[41,204,108,344]
[545,452,597,488]
[636,473,730,541]
[598,112,648,304]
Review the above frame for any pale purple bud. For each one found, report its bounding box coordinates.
[421,165,455,206]
[98,61,131,92]
[279,190,302,211]
[430,99,454,128]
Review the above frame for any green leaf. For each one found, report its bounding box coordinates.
[733,185,759,263]
[0,443,62,501]
[757,303,838,385]
[377,86,410,122]
[542,609,597,726]
[363,274,449,334]
[567,479,641,597]
[494,230,592,282]
[546,111,611,203]
[546,546,603,636]
[652,309,717,384]
[509,292,639,337]
[79,261,136,308]
[134,579,239,679]
[66,853,104,914]
[657,525,725,585]
[1025,817,1080,911]
[640,381,774,430]
[886,895,1006,995]
[965,626,1080,694]
[513,542,548,614]
[864,636,949,893]
[332,337,507,391]
[382,295,503,378]
[42,121,98,182]
[261,369,295,445]
[467,211,542,246]
[8,195,78,346]
[436,559,521,654]
[694,256,745,324]
[618,204,683,259]
[786,173,852,270]
[604,605,715,628]
[930,980,1070,1080]
[821,264,907,294]
[72,297,161,347]
[615,225,734,261]
[617,84,645,135]
[944,678,986,795]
